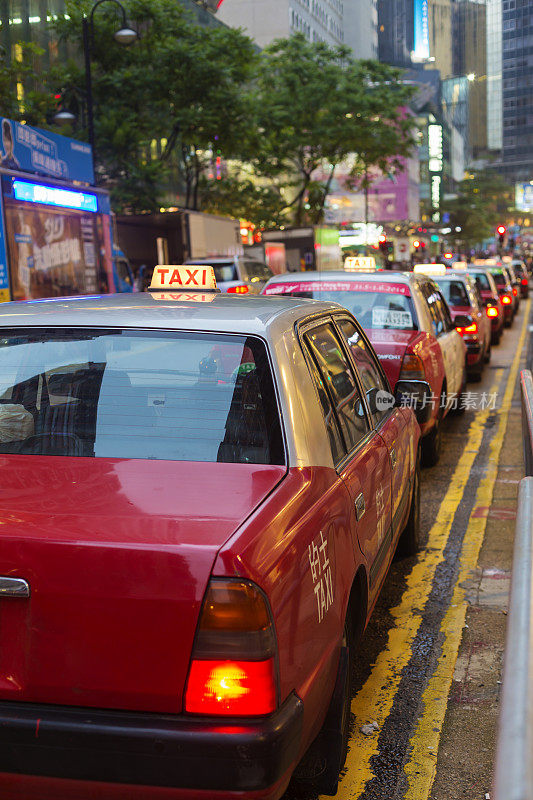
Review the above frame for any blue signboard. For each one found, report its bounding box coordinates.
[413,0,430,60]
[13,180,99,213]
[0,118,94,185]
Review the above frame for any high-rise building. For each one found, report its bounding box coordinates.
[428,0,454,79]
[500,0,533,180]
[216,0,378,57]
[452,0,487,158]
[486,0,503,153]
[377,0,414,66]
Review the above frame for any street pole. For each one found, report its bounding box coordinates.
[364,163,369,256]
[82,17,95,163]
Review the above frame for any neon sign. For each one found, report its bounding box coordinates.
[12,180,98,213]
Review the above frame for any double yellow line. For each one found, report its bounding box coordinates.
[328,301,530,800]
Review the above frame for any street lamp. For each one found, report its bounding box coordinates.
[83,0,137,165]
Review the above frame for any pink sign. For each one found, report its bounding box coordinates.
[264,281,411,295]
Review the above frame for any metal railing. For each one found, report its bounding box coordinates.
[493,370,533,799]
[521,369,533,476]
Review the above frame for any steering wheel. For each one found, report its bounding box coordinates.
[16,433,82,455]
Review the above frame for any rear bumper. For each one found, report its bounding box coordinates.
[0,695,303,795]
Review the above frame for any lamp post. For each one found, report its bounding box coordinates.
[82,0,137,166]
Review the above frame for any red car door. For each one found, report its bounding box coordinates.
[304,321,393,604]
[335,316,413,544]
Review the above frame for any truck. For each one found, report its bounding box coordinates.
[0,117,134,302]
[115,209,243,281]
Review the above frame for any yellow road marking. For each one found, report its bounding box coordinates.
[330,367,507,799]
[403,299,530,799]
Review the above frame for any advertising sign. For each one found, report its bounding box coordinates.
[0,118,94,185]
[0,191,10,302]
[413,0,430,60]
[515,183,533,212]
[3,199,110,300]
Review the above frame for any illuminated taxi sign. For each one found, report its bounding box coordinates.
[344,256,377,272]
[149,291,216,303]
[413,263,447,276]
[453,261,468,270]
[149,265,219,292]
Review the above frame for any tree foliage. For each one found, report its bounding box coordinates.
[248,36,418,224]
[53,0,258,211]
[442,169,515,249]
[0,42,57,126]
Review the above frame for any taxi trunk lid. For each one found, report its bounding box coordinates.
[0,456,285,713]
[365,329,416,388]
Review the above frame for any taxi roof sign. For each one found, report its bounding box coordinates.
[344,256,377,272]
[413,263,447,276]
[149,265,219,292]
[453,261,468,270]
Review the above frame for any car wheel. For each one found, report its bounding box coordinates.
[292,617,354,795]
[491,329,502,346]
[421,409,442,467]
[397,449,421,557]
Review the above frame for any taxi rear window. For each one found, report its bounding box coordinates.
[0,329,285,464]
[265,281,417,330]
[435,279,469,307]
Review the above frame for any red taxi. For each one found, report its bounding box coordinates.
[262,269,466,466]
[467,267,505,345]
[428,269,491,381]
[0,266,421,800]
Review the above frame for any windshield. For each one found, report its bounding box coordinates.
[0,329,285,464]
[490,271,509,290]
[189,261,237,283]
[435,279,470,307]
[264,280,417,329]
[472,273,490,290]
[241,260,273,282]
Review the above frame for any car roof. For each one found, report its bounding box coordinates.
[266,269,418,284]
[185,257,240,264]
[0,292,343,337]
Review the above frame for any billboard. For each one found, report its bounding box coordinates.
[0,118,94,185]
[515,183,533,212]
[413,0,430,60]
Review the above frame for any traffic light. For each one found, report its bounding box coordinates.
[497,225,506,245]
[378,236,394,258]
[413,240,427,252]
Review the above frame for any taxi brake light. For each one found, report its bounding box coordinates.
[184,579,278,716]
[522,278,528,285]
[456,322,477,335]
[512,287,518,296]
[227,284,249,294]
[185,659,276,716]
[399,353,425,381]
[486,306,499,318]
[502,295,512,305]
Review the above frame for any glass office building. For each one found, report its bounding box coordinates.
[500,0,533,179]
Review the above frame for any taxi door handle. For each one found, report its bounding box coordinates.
[355,492,365,521]
[0,577,30,598]
[390,448,397,470]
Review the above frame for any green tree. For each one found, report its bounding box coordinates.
[53,0,258,212]
[0,42,57,126]
[442,170,515,249]
[245,35,417,225]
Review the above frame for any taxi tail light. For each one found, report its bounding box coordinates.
[185,579,278,716]
[502,295,512,305]
[227,284,249,294]
[399,353,425,381]
[522,278,529,286]
[513,287,518,296]
[456,322,478,335]
[486,306,499,318]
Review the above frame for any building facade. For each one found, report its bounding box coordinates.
[377,0,414,66]
[217,0,378,57]
[500,0,533,180]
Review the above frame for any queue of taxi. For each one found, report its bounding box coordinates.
[0,257,518,800]
[0,264,422,800]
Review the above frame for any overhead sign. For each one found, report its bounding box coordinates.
[428,125,443,172]
[413,0,430,60]
[0,118,94,184]
[515,183,533,212]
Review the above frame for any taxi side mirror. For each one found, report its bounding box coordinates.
[394,380,432,425]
